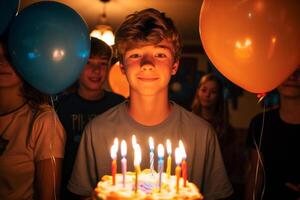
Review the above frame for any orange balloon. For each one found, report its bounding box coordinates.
[199,0,300,93]
[108,62,130,98]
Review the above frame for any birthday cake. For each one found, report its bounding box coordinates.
[93,169,203,200]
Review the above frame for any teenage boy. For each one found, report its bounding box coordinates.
[56,37,125,199]
[245,67,300,200]
[68,9,233,200]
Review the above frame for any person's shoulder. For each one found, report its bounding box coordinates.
[30,104,64,132]
[28,105,65,153]
[34,104,59,120]
[173,103,217,141]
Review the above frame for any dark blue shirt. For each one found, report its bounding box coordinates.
[247,109,300,200]
[56,91,125,198]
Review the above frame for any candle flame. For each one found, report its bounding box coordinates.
[175,147,182,165]
[157,144,165,158]
[166,139,172,155]
[114,138,119,152]
[179,140,187,159]
[149,137,154,150]
[110,145,117,160]
[121,140,127,157]
[132,135,137,149]
[134,144,142,166]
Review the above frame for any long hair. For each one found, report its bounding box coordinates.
[191,73,230,139]
[21,81,50,110]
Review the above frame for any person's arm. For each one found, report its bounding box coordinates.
[35,158,63,200]
[244,149,264,200]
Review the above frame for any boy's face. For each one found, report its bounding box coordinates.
[120,39,179,96]
[79,55,109,92]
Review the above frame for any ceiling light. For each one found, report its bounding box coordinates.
[90,0,114,46]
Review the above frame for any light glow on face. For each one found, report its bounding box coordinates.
[121,40,179,97]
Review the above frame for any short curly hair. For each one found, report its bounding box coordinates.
[115,8,182,62]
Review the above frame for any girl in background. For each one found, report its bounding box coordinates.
[191,73,230,145]
[192,73,245,200]
[0,36,65,200]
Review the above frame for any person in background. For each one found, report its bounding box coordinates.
[191,73,246,199]
[245,67,300,200]
[191,73,231,146]
[56,37,125,200]
[68,8,233,200]
[0,36,65,200]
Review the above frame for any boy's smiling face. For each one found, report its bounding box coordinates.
[120,39,179,96]
[79,56,109,92]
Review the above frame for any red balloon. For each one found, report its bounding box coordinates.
[200,0,300,93]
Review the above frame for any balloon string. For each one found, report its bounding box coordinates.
[252,103,266,200]
[50,96,57,200]
[257,93,266,104]
[16,0,21,15]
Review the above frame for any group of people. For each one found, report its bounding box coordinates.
[0,7,299,200]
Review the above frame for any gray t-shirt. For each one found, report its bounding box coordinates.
[68,101,233,199]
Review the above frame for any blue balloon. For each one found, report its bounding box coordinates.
[0,0,19,35]
[8,1,90,95]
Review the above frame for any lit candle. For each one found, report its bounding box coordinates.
[149,137,155,175]
[179,140,187,187]
[132,135,140,174]
[110,145,117,185]
[114,137,119,152]
[157,144,164,193]
[166,139,172,178]
[134,144,142,193]
[132,134,137,149]
[121,140,127,187]
[175,147,182,194]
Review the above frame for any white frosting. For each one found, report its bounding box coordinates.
[94,170,203,200]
